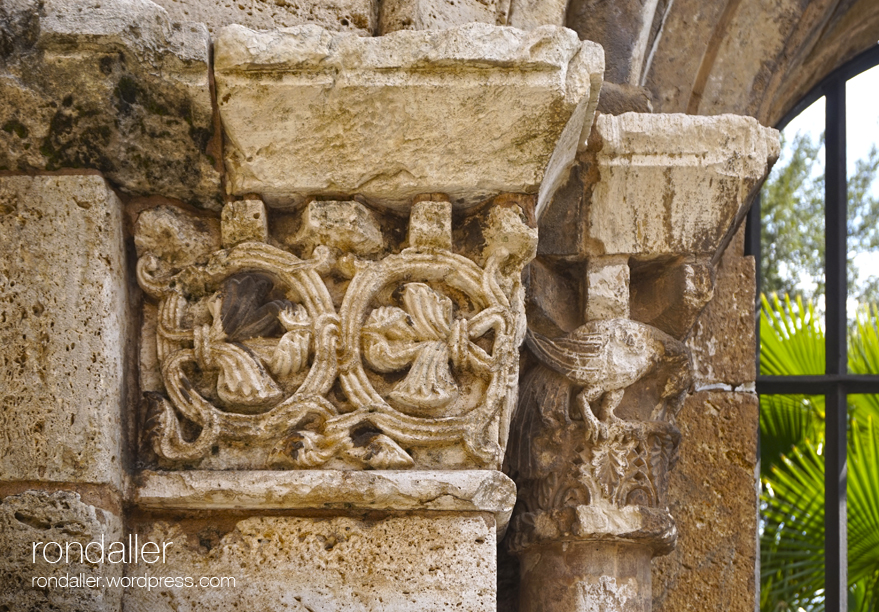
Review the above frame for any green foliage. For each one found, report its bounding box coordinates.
[760,134,879,305]
[761,133,825,300]
[759,296,879,612]
[761,418,879,612]
[760,293,826,377]
[759,294,825,476]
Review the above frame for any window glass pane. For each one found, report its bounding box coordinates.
[759,394,826,611]
[760,277,825,376]
[847,394,879,608]
[760,96,826,376]
[849,303,879,376]
[846,67,879,370]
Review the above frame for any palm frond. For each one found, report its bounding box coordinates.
[760,394,824,476]
[849,304,879,424]
[848,418,879,612]
[761,293,825,376]
[760,419,879,612]
[759,295,879,611]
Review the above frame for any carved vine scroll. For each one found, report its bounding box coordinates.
[136,197,536,471]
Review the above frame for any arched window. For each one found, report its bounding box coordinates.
[746,44,879,612]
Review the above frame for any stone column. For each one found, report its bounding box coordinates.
[508,113,780,612]
[0,175,128,612]
[129,194,534,610]
[123,22,603,611]
[0,2,217,606]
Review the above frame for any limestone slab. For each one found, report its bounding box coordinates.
[151,0,377,35]
[0,0,220,206]
[507,0,568,30]
[125,513,497,612]
[133,469,517,532]
[687,251,757,387]
[215,23,604,210]
[582,113,779,258]
[0,490,123,612]
[0,176,127,488]
[379,0,505,34]
[651,391,758,612]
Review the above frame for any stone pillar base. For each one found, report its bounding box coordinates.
[519,541,652,612]
[125,470,515,611]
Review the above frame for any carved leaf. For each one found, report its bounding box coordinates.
[362,283,460,413]
[389,341,457,410]
[591,442,630,501]
[270,304,312,377]
[220,273,291,341]
[212,342,282,408]
[401,283,452,340]
[345,432,414,469]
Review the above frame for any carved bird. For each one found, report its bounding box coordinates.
[508,319,690,480]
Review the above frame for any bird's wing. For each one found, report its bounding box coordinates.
[524,328,605,385]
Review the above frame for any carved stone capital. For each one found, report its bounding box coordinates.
[135,195,536,471]
[507,319,690,556]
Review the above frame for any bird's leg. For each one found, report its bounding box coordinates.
[576,386,606,443]
[598,388,626,425]
[596,388,627,441]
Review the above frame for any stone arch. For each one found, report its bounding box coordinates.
[567,0,879,122]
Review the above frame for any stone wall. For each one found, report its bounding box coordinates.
[1,1,877,611]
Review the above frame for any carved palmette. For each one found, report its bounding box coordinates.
[136,199,536,470]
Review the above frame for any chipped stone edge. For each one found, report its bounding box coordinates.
[535,39,604,218]
[214,22,583,74]
[594,112,781,177]
[133,470,517,534]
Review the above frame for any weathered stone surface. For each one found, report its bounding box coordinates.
[134,469,517,531]
[687,249,756,388]
[136,197,536,470]
[582,113,779,258]
[595,82,654,115]
[0,490,123,612]
[519,541,652,612]
[221,198,269,248]
[0,176,126,487]
[151,0,377,35]
[566,0,660,85]
[134,204,221,269]
[292,199,385,256]
[637,0,728,114]
[0,0,220,206]
[651,391,758,612]
[126,513,497,611]
[584,255,630,320]
[630,258,715,340]
[215,23,603,210]
[379,0,504,34]
[408,196,453,250]
[535,161,585,257]
[507,0,568,30]
[524,258,582,336]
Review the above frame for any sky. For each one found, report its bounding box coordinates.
[772,63,879,310]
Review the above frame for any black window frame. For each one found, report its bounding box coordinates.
[745,43,879,612]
